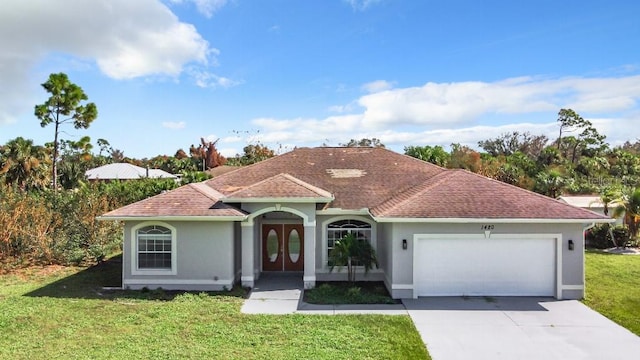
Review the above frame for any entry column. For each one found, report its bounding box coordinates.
[240,222,255,288]
[303,223,316,289]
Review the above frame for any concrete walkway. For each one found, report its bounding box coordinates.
[240,273,406,315]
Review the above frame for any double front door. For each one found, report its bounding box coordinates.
[262,224,304,271]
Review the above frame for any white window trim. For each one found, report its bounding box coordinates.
[321,215,377,269]
[131,221,177,276]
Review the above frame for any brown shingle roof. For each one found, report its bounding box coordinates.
[101,147,610,221]
[372,169,606,220]
[224,173,333,201]
[101,183,246,218]
[206,147,445,210]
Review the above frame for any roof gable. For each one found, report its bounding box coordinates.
[223,173,333,202]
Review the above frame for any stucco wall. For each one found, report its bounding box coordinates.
[233,222,241,281]
[123,221,236,291]
[388,222,589,299]
[377,222,393,289]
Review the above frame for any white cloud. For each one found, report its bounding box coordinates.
[220,136,243,143]
[204,134,220,143]
[328,104,354,113]
[344,0,383,11]
[0,0,219,124]
[219,147,238,157]
[188,68,242,88]
[361,80,394,93]
[357,75,640,128]
[249,74,640,152]
[162,121,186,129]
[169,0,228,18]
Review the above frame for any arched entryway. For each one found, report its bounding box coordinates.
[241,204,317,289]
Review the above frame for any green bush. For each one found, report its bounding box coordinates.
[586,224,631,249]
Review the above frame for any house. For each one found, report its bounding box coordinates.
[86,163,179,181]
[99,147,611,299]
[557,195,623,225]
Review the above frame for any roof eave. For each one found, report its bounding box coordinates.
[221,196,334,203]
[97,215,248,222]
[371,216,615,224]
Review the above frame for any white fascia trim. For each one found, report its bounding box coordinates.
[124,279,234,286]
[316,208,371,216]
[562,285,585,290]
[373,217,614,224]
[98,216,247,222]
[131,269,176,276]
[222,197,333,203]
[391,284,414,290]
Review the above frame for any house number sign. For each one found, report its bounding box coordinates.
[481,224,495,230]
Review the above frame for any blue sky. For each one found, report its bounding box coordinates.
[1,0,639,158]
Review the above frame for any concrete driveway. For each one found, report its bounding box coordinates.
[403,297,640,360]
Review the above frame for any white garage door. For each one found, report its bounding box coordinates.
[414,235,557,297]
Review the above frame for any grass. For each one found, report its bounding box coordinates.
[0,254,429,360]
[583,251,640,336]
[304,282,398,305]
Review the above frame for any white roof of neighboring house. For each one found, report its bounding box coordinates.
[557,195,620,209]
[85,163,177,180]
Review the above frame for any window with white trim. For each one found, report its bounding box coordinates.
[327,219,372,266]
[136,225,173,271]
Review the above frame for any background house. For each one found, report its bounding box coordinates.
[85,163,179,182]
[557,195,623,225]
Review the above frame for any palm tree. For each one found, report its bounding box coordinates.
[0,137,50,190]
[612,188,640,248]
[329,233,378,283]
[594,187,622,247]
[534,169,568,198]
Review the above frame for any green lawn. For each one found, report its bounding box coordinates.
[0,256,429,360]
[584,251,640,336]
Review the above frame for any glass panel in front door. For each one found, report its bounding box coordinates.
[266,229,279,263]
[288,229,300,263]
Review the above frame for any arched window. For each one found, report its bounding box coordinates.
[327,219,372,266]
[132,223,176,275]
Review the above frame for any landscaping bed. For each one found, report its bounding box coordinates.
[304,281,398,304]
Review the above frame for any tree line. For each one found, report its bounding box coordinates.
[0,73,277,269]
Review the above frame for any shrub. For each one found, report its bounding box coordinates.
[0,178,173,268]
[586,224,631,249]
